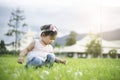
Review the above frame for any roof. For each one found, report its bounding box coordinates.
[54,35,120,54]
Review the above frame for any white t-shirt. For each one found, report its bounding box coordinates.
[26,39,54,62]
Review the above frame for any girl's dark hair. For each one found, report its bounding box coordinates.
[40,24,57,36]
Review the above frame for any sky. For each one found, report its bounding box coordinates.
[0,0,120,42]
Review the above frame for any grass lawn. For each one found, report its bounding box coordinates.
[0,55,120,80]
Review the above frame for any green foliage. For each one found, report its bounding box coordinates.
[86,35,102,58]
[6,8,27,50]
[0,49,8,55]
[0,40,20,55]
[0,50,20,55]
[108,49,117,58]
[0,40,7,55]
[0,40,6,50]
[0,57,120,80]
[53,42,61,48]
[66,31,77,46]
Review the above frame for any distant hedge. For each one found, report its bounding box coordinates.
[0,49,20,55]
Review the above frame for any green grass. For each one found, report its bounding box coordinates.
[0,55,120,80]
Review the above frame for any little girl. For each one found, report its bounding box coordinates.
[18,24,66,68]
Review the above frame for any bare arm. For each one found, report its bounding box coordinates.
[18,41,35,64]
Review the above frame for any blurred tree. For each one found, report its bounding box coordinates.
[0,40,6,50]
[0,40,7,55]
[66,31,77,46]
[53,42,61,48]
[108,49,117,58]
[5,8,27,50]
[86,35,102,58]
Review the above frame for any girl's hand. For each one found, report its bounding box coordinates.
[61,59,67,64]
[18,57,24,64]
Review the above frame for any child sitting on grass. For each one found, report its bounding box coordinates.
[18,24,66,68]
